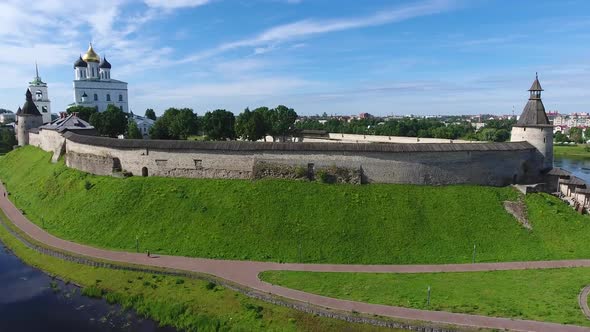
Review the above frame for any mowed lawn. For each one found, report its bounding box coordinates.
[1,146,590,264]
[259,269,590,326]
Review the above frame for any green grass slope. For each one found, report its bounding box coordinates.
[0,217,399,332]
[1,146,590,264]
[260,269,590,326]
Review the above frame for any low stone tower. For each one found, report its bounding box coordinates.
[510,74,553,170]
[16,89,43,146]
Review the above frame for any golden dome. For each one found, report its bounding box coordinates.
[82,44,100,63]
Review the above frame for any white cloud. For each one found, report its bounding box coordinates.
[178,0,456,64]
[144,0,212,9]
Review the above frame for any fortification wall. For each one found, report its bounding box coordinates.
[61,133,544,186]
[324,133,473,144]
[29,129,65,152]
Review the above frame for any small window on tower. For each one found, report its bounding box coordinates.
[41,106,48,113]
[35,90,43,100]
[94,94,98,101]
[106,94,111,102]
[119,94,123,102]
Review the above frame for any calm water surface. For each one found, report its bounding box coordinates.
[0,241,176,332]
[554,156,590,183]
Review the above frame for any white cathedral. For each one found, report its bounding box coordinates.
[72,44,128,113]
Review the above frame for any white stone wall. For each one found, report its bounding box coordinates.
[325,133,474,144]
[29,130,66,153]
[64,138,544,186]
[510,126,553,170]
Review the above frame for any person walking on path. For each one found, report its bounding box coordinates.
[147,250,150,257]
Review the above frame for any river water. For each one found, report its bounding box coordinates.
[0,241,176,332]
[554,157,590,184]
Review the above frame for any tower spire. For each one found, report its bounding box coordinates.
[35,62,39,79]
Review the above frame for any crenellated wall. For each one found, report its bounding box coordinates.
[52,133,545,186]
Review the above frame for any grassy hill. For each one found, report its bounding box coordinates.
[1,146,590,264]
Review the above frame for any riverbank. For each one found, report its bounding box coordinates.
[0,213,400,332]
[554,144,590,158]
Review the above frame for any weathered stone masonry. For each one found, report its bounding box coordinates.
[55,132,544,186]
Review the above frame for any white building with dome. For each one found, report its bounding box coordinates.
[71,44,128,113]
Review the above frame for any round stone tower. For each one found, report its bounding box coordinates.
[16,89,43,146]
[510,73,553,170]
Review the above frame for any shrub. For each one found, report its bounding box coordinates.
[205,281,216,290]
[294,166,307,178]
[84,180,93,190]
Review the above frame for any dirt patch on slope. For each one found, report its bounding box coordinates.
[504,200,532,230]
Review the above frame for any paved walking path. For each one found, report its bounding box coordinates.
[1,183,589,332]
[580,286,590,320]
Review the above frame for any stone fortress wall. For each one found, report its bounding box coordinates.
[29,131,546,186]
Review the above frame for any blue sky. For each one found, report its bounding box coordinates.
[1,0,589,116]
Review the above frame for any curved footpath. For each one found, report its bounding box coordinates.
[1,184,589,332]
[580,286,590,321]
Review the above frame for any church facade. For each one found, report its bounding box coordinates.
[71,44,128,113]
[28,64,52,124]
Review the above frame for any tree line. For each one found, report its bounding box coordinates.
[296,117,515,142]
[66,104,298,141]
[67,104,517,142]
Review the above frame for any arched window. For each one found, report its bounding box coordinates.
[41,106,48,113]
[35,90,43,100]
[91,68,94,76]
[93,94,98,101]
[119,94,123,102]
[106,94,111,102]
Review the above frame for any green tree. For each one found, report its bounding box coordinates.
[0,127,16,153]
[203,109,236,141]
[554,131,568,143]
[235,108,266,141]
[149,108,198,140]
[569,127,584,144]
[145,108,157,121]
[252,107,272,141]
[89,105,128,138]
[66,105,98,122]
[126,119,143,139]
[271,105,297,141]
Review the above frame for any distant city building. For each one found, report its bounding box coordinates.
[0,111,15,124]
[72,44,129,113]
[28,64,52,124]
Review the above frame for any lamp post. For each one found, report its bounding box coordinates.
[427,286,431,307]
[472,244,477,264]
[135,236,139,253]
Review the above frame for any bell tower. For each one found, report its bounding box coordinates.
[510,73,553,170]
[28,63,52,124]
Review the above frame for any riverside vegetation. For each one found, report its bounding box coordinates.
[0,214,400,332]
[260,269,590,327]
[1,146,590,264]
